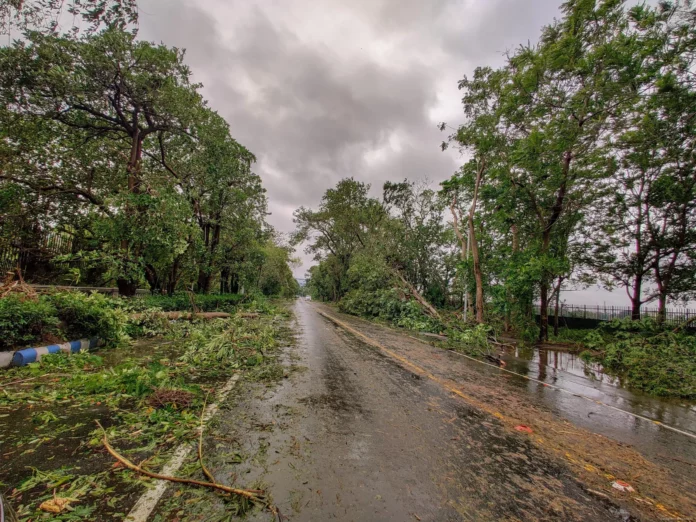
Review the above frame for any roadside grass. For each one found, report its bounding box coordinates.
[578,319,696,399]
[0,298,294,521]
[333,293,696,399]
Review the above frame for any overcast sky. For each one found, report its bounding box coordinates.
[136,0,564,266]
[135,0,661,307]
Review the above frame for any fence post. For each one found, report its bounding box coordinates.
[584,304,587,319]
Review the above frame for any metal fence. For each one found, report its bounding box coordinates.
[534,303,696,326]
[0,232,75,274]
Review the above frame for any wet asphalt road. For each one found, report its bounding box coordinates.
[233,301,628,522]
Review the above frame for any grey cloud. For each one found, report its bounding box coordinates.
[138,0,559,275]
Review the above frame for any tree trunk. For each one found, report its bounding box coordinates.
[539,280,549,342]
[197,271,211,294]
[630,274,642,321]
[145,264,160,294]
[117,129,144,298]
[220,268,230,294]
[511,224,519,253]
[117,278,138,297]
[450,198,471,319]
[553,277,562,337]
[394,270,441,321]
[538,151,572,343]
[657,293,667,324]
[468,160,485,324]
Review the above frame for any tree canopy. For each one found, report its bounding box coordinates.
[0,23,298,298]
[300,0,696,340]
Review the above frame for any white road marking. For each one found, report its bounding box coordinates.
[125,373,241,522]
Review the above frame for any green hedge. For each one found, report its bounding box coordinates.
[0,295,58,350]
[0,292,125,351]
[128,293,244,313]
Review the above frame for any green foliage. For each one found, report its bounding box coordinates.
[446,324,492,357]
[180,316,277,370]
[0,291,125,351]
[580,319,695,398]
[0,26,295,297]
[0,295,58,350]
[46,291,125,346]
[339,289,442,333]
[129,293,245,313]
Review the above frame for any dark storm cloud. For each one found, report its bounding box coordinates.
[137,0,561,274]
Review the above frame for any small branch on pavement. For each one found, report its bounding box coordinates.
[97,421,265,501]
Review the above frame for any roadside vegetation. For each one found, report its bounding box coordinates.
[297,0,696,399]
[0,5,300,518]
[0,292,293,520]
[0,291,125,350]
[578,319,696,398]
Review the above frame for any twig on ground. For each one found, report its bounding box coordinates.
[2,373,72,387]
[96,421,264,501]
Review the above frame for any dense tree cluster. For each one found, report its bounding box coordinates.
[300,0,696,341]
[0,25,298,297]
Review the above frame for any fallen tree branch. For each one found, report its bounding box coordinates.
[673,315,696,333]
[129,311,231,321]
[97,421,264,501]
[393,270,441,321]
[489,340,515,349]
[2,373,73,387]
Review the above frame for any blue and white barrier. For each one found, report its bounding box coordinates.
[0,338,101,368]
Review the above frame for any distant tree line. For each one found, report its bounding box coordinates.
[298,0,696,341]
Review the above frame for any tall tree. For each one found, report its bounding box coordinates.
[1,28,203,294]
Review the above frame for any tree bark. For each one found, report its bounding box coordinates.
[468,161,485,324]
[539,281,549,342]
[394,270,441,321]
[538,150,572,341]
[553,276,563,336]
[450,197,472,319]
[630,274,642,321]
[197,271,212,294]
[657,292,667,324]
[116,278,138,297]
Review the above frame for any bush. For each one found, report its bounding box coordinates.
[0,295,58,350]
[128,293,244,313]
[0,291,125,351]
[47,291,126,346]
[581,318,696,398]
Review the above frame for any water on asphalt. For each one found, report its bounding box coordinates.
[212,301,638,521]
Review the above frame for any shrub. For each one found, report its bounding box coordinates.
[0,295,58,350]
[47,291,126,346]
[0,291,126,351]
[581,318,696,398]
[128,293,244,313]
